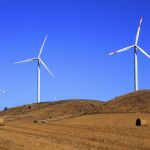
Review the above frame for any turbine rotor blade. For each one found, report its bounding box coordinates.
[14,58,37,64]
[38,34,48,57]
[108,45,134,55]
[137,46,150,58]
[40,60,54,77]
[135,17,142,45]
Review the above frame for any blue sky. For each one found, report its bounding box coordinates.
[0,0,150,109]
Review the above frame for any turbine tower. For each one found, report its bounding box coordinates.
[15,35,54,103]
[109,17,150,91]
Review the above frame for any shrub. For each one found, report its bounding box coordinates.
[4,107,8,111]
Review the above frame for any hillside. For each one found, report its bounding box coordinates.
[0,99,103,122]
[0,92,150,149]
[99,90,150,113]
[1,90,150,123]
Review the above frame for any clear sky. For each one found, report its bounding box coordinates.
[0,0,150,109]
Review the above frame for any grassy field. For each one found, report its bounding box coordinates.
[0,91,150,150]
[0,113,150,150]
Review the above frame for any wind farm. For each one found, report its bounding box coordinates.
[0,17,149,149]
[0,0,150,150]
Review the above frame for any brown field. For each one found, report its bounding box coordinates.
[0,90,150,150]
[0,113,150,150]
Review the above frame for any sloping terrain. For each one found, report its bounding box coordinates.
[0,91,150,149]
[99,90,150,113]
[1,90,150,123]
[0,99,103,122]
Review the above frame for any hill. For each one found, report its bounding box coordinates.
[0,92,150,149]
[0,90,150,123]
[0,99,103,122]
[1,90,150,123]
[99,90,150,113]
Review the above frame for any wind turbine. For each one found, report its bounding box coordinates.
[108,17,150,91]
[15,35,54,103]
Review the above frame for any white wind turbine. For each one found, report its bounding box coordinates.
[15,35,54,103]
[109,17,150,91]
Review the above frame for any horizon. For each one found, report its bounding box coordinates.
[0,0,150,109]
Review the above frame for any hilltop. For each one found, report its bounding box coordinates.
[99,90,150,113]
[0,90,150,123]
[0,99,103,122]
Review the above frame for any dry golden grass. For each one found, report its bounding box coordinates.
[0,91,150,149]
[99,90,150,113]
[0,113,150,150]
[0,100,103,122]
